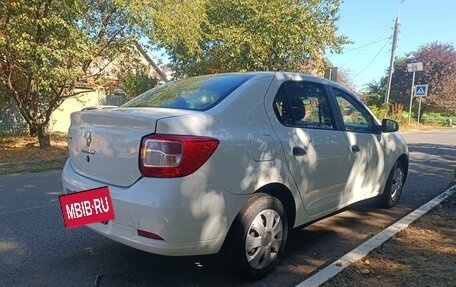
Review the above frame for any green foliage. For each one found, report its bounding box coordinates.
[421,112,455,126]
[368,105,388,120]
[1,0,348,146]
[364,92,384,106]
[147,0,347,77]
[0,84,11,104]
[0,1,92,102]
[360,79,386,106]
[0,1,92,144]
[0,0,147,147]
[120,70,158,99]
[392,111,410,126]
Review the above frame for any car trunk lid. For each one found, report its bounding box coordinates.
[68,108,192,187]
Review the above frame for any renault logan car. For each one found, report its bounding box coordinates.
[62,72,408,279]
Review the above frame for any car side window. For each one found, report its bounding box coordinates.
[333,89,376,133]
[273,81,334,130]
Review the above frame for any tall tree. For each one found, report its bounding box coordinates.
[148,0,347,77]
[360,78,387,106]
[390,42,456,112]
[0,0,144,147]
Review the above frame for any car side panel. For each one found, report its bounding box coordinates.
[326,84,409,204]
[155,74,305,228]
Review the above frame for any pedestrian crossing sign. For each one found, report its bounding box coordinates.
[415,84,428,97]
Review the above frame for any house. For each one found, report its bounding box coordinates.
[49,42,167,133]
[49,88,103,132]
[160,65,174,82]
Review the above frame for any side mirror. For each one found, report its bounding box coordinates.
[381,119,399,133]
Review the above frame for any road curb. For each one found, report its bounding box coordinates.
[296,184,456,287]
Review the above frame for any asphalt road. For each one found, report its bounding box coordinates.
[1,128,455,286]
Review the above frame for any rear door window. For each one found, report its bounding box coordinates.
[273,81,334,130]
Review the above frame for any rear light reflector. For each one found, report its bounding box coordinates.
[137,229,164,240]
[139,134,219,178]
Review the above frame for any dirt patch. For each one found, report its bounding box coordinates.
[0,133,68,174]
[322,191,456,287]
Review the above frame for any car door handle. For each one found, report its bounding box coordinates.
[351,145,361,153]
[292,147,307,156]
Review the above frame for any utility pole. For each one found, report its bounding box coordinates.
[385,0,405,104]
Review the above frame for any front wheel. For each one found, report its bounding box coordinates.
[378,161,405,208]
[226,193,288,280]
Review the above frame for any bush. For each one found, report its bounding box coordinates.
[392,111,410,126]
[421,112,452,126]
[368,105,389,120]
[368,103,409,126]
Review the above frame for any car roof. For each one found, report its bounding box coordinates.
[214,71,355,95]
[276,72,353,91]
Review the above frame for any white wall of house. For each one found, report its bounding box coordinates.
[50,89,104,133]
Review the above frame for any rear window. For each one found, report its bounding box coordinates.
[123,74,254,111]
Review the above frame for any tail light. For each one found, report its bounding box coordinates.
[139,134,220,178]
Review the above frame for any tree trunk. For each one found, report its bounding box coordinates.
[37,123,51,149]
[29,123,37,137]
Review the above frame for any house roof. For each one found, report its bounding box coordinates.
[134,42,169,83]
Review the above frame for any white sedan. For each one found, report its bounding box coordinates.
[62,72,408,279]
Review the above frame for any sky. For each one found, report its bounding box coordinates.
[327,0,456,91]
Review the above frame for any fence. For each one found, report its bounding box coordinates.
[0,100,27,135]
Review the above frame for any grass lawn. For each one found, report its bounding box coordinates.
[0,133,68,174]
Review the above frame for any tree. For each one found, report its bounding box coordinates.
[119,70,158,100]
[360,78,387,106]
[1,0,348,147]
[0,0,145,147]
[336,68,357,92]
[147,0,347,77]
[390,42,456,112]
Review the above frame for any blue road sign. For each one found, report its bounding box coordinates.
[415,84,428,97]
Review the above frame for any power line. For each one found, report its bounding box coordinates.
[355,38,390,77]
[326,36,391,59]
[342,37,391,54]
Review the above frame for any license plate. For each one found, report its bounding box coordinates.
[59,186,115,228]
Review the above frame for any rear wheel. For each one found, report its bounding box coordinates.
[227,193,288,280]
[378,161,405,208]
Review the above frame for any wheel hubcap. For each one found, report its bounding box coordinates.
[390,168,404,200]
[262,232,272,246]
[245,209,283,269]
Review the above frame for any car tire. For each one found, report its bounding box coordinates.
[378,161,405,208]
[226,193,288,280]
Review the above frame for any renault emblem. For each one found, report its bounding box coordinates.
[84,131,92,147]
[81,131,95,155]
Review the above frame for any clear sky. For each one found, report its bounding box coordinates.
[327,0,456,91]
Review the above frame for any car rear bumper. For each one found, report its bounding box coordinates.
[61,160,248,256]
[85,221,226,256]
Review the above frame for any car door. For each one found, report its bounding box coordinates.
[330,88,386,204]
[267,80,351,217]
